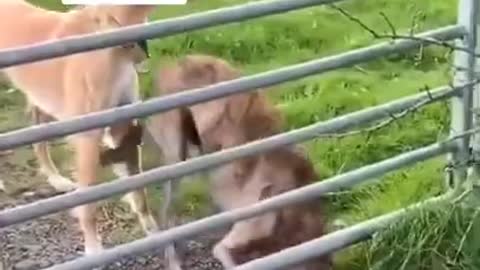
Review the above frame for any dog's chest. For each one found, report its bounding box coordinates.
[109,63,139,107]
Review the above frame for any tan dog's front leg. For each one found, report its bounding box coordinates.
[71,133,103,255]
[212,221,253,269]
[213,241,237,269]
[147,112,188,270]
[213,211,277,268]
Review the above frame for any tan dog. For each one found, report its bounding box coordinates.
[0,1,158,256]
[147,55,331,269]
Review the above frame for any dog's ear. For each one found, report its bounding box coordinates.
[209,60,250,125]
[123,6,157,23]
[177,57,225,136]
[92,9,149,60]
[108,6,156,26]
[139,6,157,20]
[92,7,122,30]
[189,99,225,137]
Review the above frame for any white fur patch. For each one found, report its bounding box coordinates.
[84,241,104,256]
[112,163,129,178]
[121,192,159,233]
[46,174,77,192]
[121,193,138,211]
[187,142,201,158]
[142,214,159,234]
[102,128,119,150]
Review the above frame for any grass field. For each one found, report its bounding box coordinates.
[12,0,480,269]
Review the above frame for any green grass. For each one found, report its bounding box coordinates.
[16,0,480,269]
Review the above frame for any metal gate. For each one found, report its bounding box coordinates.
[0,0,479,269]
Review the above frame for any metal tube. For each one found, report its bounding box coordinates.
[235,193,453,270]
[0,25,465,151]
[43,142,453,270]
[0,84,458,228]
[448,0,478,188]
[468,1,480,183]
[0,0,342,68]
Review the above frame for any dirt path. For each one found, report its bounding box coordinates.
[0,147,226,270]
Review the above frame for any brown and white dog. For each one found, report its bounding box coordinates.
[148,54,332,269]
[0,1,158,256]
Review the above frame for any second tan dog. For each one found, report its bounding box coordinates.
[147,54,331,269]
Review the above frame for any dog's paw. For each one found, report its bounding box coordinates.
[47,174,77,193]
[85,242,104,256]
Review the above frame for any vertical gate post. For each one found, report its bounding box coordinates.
[468,0,480,194]
[448,0,478,191]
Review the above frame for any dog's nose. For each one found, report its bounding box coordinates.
[137,39,150,58]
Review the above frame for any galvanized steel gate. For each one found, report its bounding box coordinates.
[0,0,479,269]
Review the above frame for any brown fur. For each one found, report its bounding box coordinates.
[147,54,331,269]
[0,1,158,255]
[223,148,332,269]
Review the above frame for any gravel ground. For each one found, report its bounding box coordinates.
[0,153,225,270]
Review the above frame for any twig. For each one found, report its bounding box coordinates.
[329,4,480,58]
[318,79,480,139]
[379,12,397,37]
[408,10,421,36]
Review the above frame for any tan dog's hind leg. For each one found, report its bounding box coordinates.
[70,133,103,255]
[31,106,77,192]
[120,185,158,234]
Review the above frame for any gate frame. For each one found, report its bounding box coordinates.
[0,0,478,269]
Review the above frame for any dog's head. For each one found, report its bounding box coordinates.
[91,5,156,26]
[156,54,240,92]
[87,5,155,63]
[155,55,257,145]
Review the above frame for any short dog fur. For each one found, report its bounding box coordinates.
[147,54,332,269]
[0,1,158,255]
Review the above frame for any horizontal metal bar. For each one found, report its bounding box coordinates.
[0,0,342,68]
[0,84,457,228]
[44,141,453,270]
[235,193,454,270]
[0,25,465,151]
